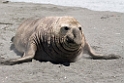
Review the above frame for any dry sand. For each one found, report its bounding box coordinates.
[0,1,124,83]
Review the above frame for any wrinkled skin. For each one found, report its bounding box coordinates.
[1,16,120,65]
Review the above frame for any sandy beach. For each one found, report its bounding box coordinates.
[0,1,124,83]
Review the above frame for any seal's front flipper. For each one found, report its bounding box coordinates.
[2,43,36,65]
[84,42,120,59]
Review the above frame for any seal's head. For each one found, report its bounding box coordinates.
[58,16,83,45]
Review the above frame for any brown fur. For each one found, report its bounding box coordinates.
[1,16,120,65]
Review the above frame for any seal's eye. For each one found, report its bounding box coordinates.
[64,26,70,30]
[79,27,82,30]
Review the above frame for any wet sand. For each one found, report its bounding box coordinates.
[0,1,124,83]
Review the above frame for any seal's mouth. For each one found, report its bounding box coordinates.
[66,36,75,44]
[66,36,82,45]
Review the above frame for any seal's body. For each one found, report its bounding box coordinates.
[3,16,119,65]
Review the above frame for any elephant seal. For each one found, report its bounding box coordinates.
[2,16,120,65]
